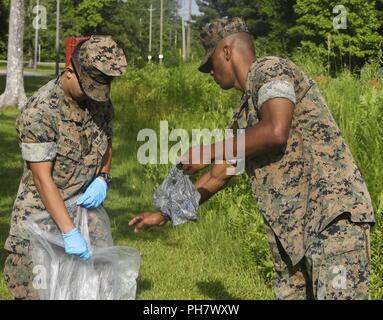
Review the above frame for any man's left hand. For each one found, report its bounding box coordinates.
[129,211,168,233]
[77,177,108,209]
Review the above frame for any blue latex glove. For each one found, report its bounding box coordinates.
[62,227,91,260]
[76,177,108,209]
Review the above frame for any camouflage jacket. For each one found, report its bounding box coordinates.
[229,56,375,265]
[5,76,113,255]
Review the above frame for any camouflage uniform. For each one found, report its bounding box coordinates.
[3,36,127,300]
[199,18,375,300]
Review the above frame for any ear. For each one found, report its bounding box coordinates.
[65,66,74,79]
[223,45,232,61]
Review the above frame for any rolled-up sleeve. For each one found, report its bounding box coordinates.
[21,142,57,162]
[16,104,57,162]
[257,80,296,108]
[249,58,298,111]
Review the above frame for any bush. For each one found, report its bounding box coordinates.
[290,0,383,71]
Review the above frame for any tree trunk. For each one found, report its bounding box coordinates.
[0,0,26,109]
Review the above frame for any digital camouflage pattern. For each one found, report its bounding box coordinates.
[72,35,127,102]
[257,80,296,107]
[228,56,375,266]
[4,196,113,300]
[5,76,114,255]
[5,76,113,256]
[3,253,39,300]
[265,214,371,299]
[199,17,249,73]
[3,35,125,299]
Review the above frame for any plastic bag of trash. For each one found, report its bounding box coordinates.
[25,194,140,300]
[153,167,201,226]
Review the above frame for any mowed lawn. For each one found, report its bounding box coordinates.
[0,73,274,300]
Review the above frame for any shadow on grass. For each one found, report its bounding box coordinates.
[0,221,10,268]
[0,111,18,122]
[0,110,21,280]
[0,222,12,300]
[0,167,22,202]
[136,278,153,296]
[0,112,23,207]
[109,174,156,200]
[106,207,173,244]
[0,75,53,98]
[196,280,240,300]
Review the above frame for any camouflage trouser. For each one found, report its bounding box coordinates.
[3,203,112,300]
[266,213,371,300]
[3,253,39,300]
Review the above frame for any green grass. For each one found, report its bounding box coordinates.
[0,61,65,76]
[0,61,382,300]
[100,68,274,299]
[0,75,54,98]
[0,107,21,300]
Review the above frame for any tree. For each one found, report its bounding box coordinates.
[289,0,383,70]
[377,0,383,36]
[196,0,297,56]
[87,0,181,64]
[0,0,10,59]
[0,0,26,109]
[20,0,183,65]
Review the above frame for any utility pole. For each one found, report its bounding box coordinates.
[159,0,164,64]
[182,17,186,62]
[148,4,154,62]
[327,34,331,76]
[55,0,60,76]
[186,0,192,60]
[139,18,142,40]
[33,0,39,70]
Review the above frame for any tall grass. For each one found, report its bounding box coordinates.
[313,65,383,298]
[101,64,274,299]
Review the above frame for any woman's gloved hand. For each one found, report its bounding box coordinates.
[76,177,108,209]
[62,227,91,260]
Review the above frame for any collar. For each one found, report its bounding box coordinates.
[245,60,258,96]
[236,60,258,114]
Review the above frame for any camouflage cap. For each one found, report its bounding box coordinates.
[199,17,249,73]
[71,35,127,102]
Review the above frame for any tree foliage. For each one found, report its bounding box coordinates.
[0,0,10,59]
[196,0,297,56]
[290,0,383,70]
[196,0,383,69]
[1,0,382,68]
[22,0,184,65]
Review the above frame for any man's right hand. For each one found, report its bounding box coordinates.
[62,227,91,260]
[128,212,168,233]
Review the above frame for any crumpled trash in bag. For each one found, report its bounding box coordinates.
[25,194,140,300]
[153,167,201,226]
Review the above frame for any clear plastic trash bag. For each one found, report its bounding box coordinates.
[25,194,140,300]
[153,167,201,226]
